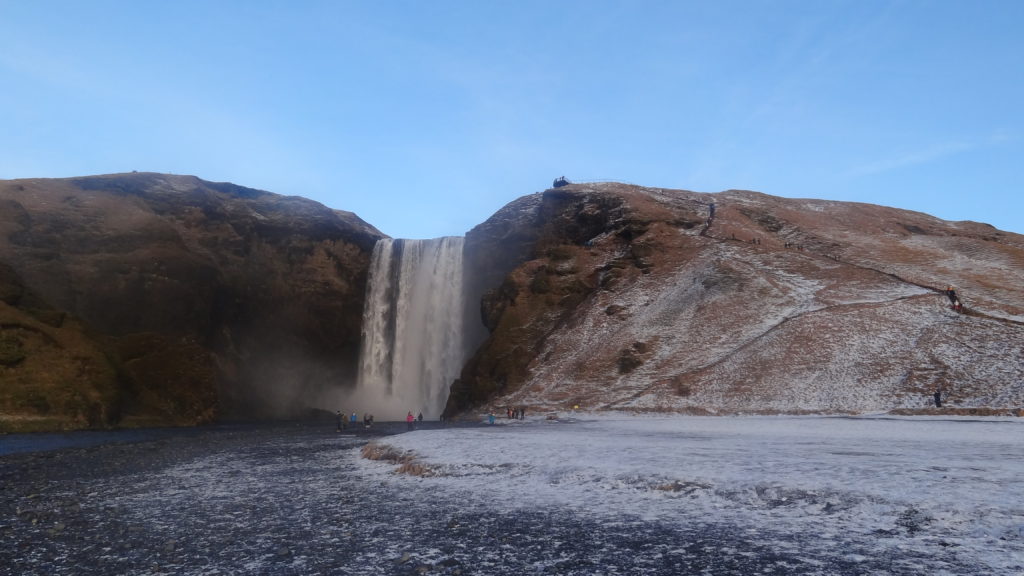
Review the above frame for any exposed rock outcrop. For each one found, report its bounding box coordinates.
[0,173,383,431]
[448,183,1024,416]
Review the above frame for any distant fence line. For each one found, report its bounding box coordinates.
[553,179,717,194]
[555,177,641,186]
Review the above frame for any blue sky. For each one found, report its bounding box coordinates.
[1,0,1021,238]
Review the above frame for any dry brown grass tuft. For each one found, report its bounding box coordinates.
[360,442,436,477]
[395,462,434,477]
[360,442,408,463]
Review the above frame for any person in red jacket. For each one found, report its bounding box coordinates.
[406,411,415,430]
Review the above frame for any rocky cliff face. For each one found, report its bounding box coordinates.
[0,173,383,431]
[448,183,1024,416]
[4,173,1021,431]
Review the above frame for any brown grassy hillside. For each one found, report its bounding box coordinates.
[449,183,1024,416]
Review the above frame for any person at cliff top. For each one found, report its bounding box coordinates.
[406,411,415,430]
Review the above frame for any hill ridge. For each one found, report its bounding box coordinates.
[1,173,1021,430]
[448,182,1024,416]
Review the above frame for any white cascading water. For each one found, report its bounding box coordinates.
[353,237,466,420]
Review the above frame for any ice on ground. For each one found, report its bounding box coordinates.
[356,414,1024,573]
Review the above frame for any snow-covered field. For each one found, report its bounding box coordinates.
[5,416,1021,574]
[359,414,1024,574]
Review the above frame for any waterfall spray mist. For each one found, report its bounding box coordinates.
[349,237,467,420]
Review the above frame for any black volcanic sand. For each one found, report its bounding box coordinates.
[1,421,977,575]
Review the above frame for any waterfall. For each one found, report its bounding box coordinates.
[354,237,467,420]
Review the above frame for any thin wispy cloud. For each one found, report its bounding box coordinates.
[0,2,1020,235]
[842,140,976,180]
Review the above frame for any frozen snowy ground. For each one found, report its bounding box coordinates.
[2,416,1022,575]
[361,414,1024,574]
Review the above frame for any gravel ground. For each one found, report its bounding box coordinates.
[0,420,984,575]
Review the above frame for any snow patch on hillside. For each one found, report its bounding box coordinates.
[505,233,1009,414]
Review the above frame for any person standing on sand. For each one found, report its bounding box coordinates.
[336,410,343,432]
[407,411,415,430]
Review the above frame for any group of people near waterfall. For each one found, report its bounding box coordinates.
[336,410,376,431]
[406,410,423,430]
[334,409,433,431]
[506,406,526,420]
